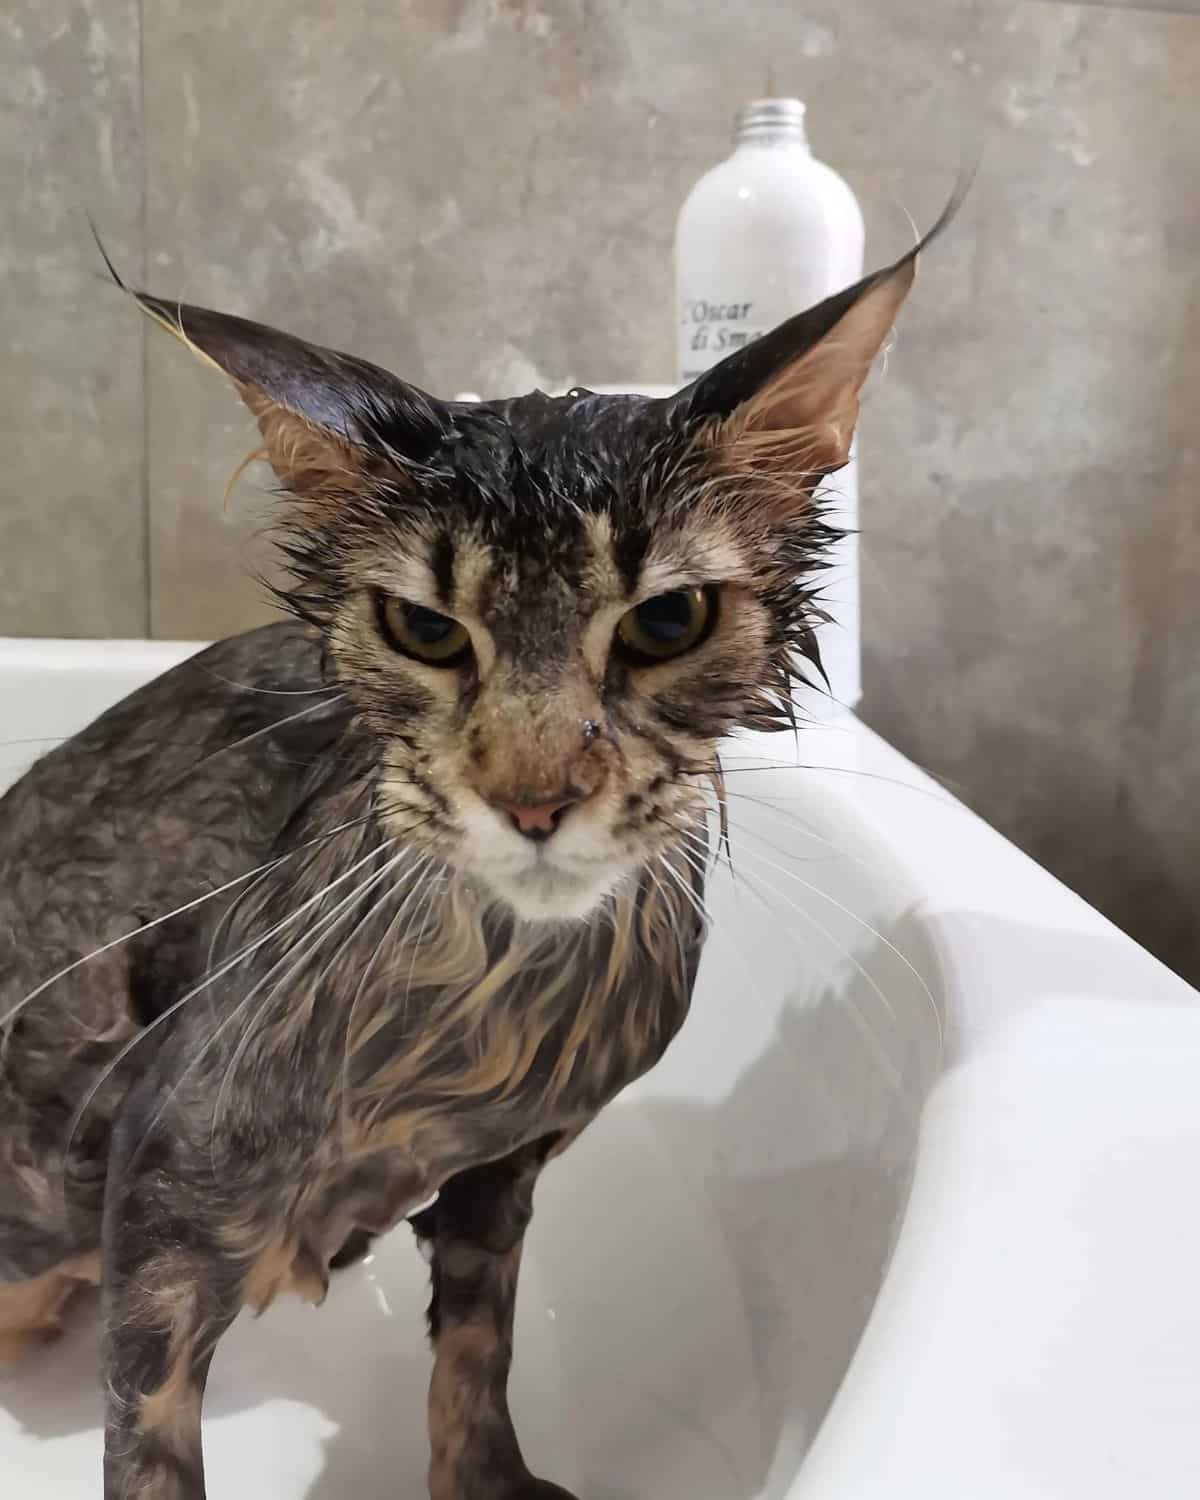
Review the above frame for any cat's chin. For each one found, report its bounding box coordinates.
[476,860,624,924]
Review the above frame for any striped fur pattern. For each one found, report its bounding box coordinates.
[1,206,942,1497]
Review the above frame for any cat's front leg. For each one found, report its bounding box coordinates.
[411,1133,580,1500]
[100,1115,249,1500]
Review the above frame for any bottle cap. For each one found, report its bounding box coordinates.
[733,97,808,146]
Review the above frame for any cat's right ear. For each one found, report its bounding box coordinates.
[129,285,453,500]
[666,172,970,500]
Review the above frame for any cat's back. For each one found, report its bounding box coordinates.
[0,619,349,1024]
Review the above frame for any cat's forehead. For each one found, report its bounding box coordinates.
[456,390,666,509]
[388,511,625,619]
[380,490,742,640]
[367,389,743,634]
[398,390,665,569]
[482,388,664,457]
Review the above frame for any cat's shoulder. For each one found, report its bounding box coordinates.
[176,619,326,695]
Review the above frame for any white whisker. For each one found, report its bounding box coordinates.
[2,809,390,1035]
[7,858,289,1033]
[338,851,438,1135]
[652,839,815,1062]
[646,862,694,991]
[715,757,960,804]
[702,848,906,1093]
[652,850,711,932]
[177,696,346,781]
[400,857,449,1003]
[207,848,409,1155]
[714,822,943,1055]
[62,842,395,1174]
[698,833,942,1085]
[198,669,343,699]
[703,786,854,863]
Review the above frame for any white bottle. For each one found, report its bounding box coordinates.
[674,98,866,711]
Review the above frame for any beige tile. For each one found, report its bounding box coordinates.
[0,0,144,637]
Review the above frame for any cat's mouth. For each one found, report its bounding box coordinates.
[474,847,632,923]
[451,780,709,923]
[379,778,698,924]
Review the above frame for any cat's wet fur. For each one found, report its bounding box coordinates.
[1,194,956,1499]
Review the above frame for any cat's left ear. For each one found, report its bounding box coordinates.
[131,292,455,500]
[672,182,965,485]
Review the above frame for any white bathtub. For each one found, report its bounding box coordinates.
[2,636,1199,1500]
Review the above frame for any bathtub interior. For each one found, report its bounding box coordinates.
[0,642,943,1498]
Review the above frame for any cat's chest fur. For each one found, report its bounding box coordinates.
[158,842,704,1303]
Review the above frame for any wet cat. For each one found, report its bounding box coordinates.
[0,197,950,1499]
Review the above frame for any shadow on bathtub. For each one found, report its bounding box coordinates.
[8,903,1163,1498]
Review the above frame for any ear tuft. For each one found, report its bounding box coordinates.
[675,171,970,498]
[239,388,369,502]
[93,228,457,501]
[718,258,915,474]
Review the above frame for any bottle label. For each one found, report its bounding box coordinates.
[678,297,768,381]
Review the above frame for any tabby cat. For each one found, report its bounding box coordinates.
[0,197,950,1499]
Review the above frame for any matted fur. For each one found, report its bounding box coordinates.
[1,197,959,1498]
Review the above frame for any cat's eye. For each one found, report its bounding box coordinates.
[377,595,471,666]
[615,586,717,665]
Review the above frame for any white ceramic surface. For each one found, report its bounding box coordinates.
[2,637,1198,1499]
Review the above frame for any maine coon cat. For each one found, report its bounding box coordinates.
[0,193,954,1500]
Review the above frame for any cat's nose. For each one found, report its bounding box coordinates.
[491,793,582,841]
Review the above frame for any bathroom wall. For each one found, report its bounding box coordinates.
[3,0,1198,981]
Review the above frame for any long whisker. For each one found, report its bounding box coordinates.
[652,850,716,996]
[698,824,943,1058]
[207,848,410,1159]
[137,844,406,1176]
[713,837,901,1033]
[733,864,910,1089]
[645,862,695,993]
[197,668,342,699]
[712,758,960,805]
[652,850,711,932]
[651,837,842,1076]
[324,852,432,1026]
[680,780,865,871]
[60,841,399,1176]
[0,808,397,1034]
[666,820,908,1091]
[338,851,439,1137]
[199,813,408,1005]
[399,855,450,1016]
[353,851,458,1091]
[203,857,280,1005]
[5,857,299,1034]
[156,696,348,793]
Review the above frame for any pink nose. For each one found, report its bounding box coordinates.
[492,794,580,840]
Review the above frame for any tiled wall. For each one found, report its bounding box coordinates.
[4,1,1198,979]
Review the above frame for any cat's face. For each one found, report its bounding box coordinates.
[318,398,781,920]
[132,214,937,919]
